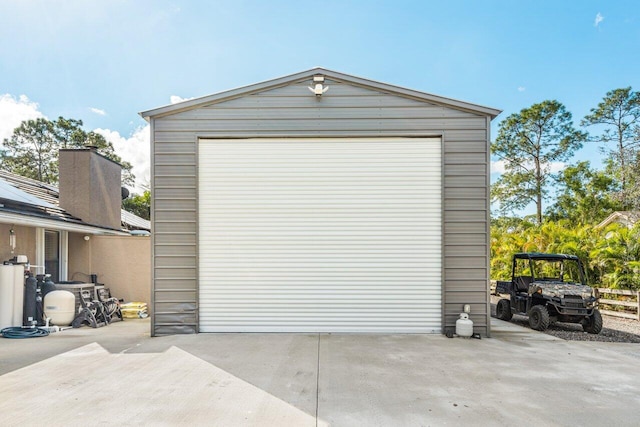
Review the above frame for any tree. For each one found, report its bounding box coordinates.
[52,117,85,148]
[491,100,587,224]
[1,116,134,186]
[490,220,606,287]
[582,87,640,208]
[122,190,150,220]
[1,118,58,183]
[627,149,640,207]
[546,161,622,224]
[589,223,640,289]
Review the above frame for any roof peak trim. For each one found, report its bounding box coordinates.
[140,67,501,120]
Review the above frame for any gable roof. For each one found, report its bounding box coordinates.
[597,211,640,229]
[0,170,150,233]
[140,67,501,120]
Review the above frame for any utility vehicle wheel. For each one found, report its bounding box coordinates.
[582,309,603,334]
[529,305,550,331]
[496,299,513,321]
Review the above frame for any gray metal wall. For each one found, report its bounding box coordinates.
[150,78,491,336]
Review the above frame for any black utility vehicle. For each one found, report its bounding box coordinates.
[495,253,602,334]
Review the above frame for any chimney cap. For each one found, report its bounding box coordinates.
[59,148,123,167]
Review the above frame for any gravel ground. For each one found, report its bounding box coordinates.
[490,295,640,343]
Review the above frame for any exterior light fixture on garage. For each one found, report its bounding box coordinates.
[308,75,329,96]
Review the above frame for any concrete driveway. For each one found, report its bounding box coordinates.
[1,319,639,426]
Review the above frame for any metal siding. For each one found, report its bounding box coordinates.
[253,81,384,97]
[485,116,492,336]
[154,153,196,165]
[152,131,198,335]
[444,245,487,257]
[444,176,486,188]
[203,95,433,109]
[445,153,487,164]
[150,118,155,335]
[445,291,487,304]
[154,187,198,199]
[446,187,487,198]
[198,138,441,333]
[151,80,491,335]
[154,117,486,132]
[444,199,486,211]
[445,280,488,292]
[174,106,479,121]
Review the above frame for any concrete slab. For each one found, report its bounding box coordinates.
[1,319,639,426]
[138,332,321,417]
[0,318,152,375]
[0,342,323,426]
[490,317,562,341]
[317,334,640,426]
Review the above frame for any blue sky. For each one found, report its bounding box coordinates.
[1,0,639,195]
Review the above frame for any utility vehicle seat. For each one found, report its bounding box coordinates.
[515,276,533,293]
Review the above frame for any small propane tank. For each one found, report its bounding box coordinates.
[456,313,473,338]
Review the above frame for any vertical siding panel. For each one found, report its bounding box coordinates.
[150,118,155,336]
[443,125,489,335]
[152,126,198,335]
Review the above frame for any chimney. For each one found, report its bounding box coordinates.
[59,147,122,230]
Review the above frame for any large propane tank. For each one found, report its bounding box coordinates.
[456,313,473,338]
[44,290,76,326]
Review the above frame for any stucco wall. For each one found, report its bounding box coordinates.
[59,149,122,230]
[0,224,36,265]
[68,234,150,306]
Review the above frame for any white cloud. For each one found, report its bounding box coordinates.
[90,107,107,116]
[94,126,150,193]
[595,12,604,27]
[170,95,194,104]
[0,94,44,141]
[491,160,506,174]
[549,161,566,173]
[517,86,526,92]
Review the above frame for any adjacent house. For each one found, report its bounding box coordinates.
[0,148,151,303]
[597,211,640,229]
[141,67,500,336]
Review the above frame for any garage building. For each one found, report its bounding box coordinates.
[141,68,500,336]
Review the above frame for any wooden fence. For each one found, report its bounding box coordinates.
[597,288,640,321]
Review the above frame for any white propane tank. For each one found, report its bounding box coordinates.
[44,290,76,326]
[456,313,473,338]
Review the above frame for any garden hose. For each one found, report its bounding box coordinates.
[1,326,50,339]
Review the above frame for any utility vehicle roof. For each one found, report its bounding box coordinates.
[514,253,580,261]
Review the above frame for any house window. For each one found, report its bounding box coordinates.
[45,230,60,282]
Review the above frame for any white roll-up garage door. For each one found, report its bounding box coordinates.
[198,138,441,333]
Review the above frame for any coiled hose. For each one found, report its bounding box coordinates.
[1,326,50,339]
